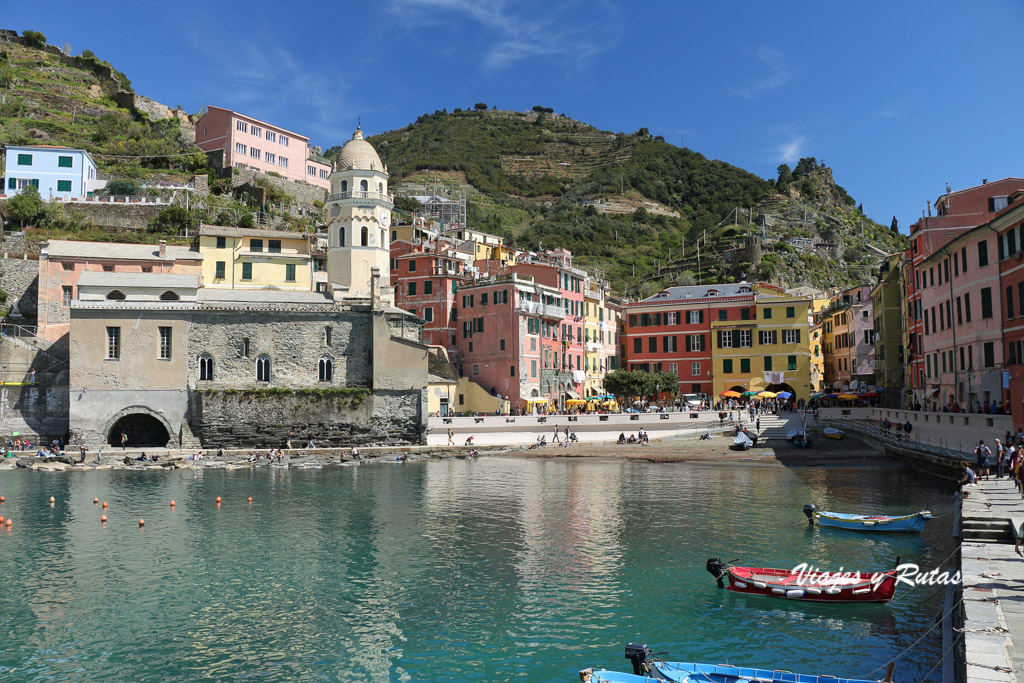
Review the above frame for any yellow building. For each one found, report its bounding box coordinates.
[808,294,830,393]
[711,285,814,400]
[583,279,605,397]
[198,225,313,291]
[442,227,514,264]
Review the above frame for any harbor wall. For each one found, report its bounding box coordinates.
[820,407,1012,455]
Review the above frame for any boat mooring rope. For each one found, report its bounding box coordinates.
[861,595,964,679]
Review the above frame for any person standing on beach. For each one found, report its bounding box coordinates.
[120,431,127,450]
[553,425,561,444]
[448,429,454,446]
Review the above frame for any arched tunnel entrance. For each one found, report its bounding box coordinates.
[107,413,171,448]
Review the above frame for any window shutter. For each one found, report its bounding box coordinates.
[698,310,704,323]
[732,330,740,347]
[795,329,801,343]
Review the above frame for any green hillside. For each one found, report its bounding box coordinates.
[361,108,904,294]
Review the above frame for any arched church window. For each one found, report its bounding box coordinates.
[318,356,333,382]
[339,226,346,247]
[198,353,214,381]
[381,230,386,247]
[378,182,383,194]
[360,179,368,192]
[256,355,271,382]
[361,227,369,246]
[340,180,348,193]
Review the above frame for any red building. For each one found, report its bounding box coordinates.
[623,284,759,397]
[390,238,466,357]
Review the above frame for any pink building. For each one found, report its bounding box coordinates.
[919,224,1004,411]
[453,275,562,409]
[194,106,331,190]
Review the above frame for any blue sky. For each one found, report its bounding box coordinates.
[5,1,1022,230]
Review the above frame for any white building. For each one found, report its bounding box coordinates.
[2,145,105,199]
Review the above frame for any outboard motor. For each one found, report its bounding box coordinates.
[624,643,652,676]
[803,503,817,523]
[706,557,727,588]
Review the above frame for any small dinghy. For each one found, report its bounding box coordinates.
[705,557,898,603]
[804,503,931,532]
[731,431,753,451]
[823,427,844,440]
[579,643,891,682]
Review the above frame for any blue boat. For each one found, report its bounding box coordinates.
[580,644,889,683]
[803,503,931,532]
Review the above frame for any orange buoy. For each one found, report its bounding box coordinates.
[0,515,4,524]
[0,496,5,503]
[247,497,253,504]
[100,514,107,522]
[49,496,55,503]
[139,519,145,527]
[102,501,108,509]
[170,500,176,507]
[93,497,99,504]
[216,496,222,504]
[5,519,11,527]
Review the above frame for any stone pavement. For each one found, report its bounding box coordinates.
[960,478,1024,682]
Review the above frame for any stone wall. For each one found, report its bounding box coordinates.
[0,255,39,318]
[232,168,327,209]
[1,231,33,255]
[192,388,423,448]
[61,202,168,230]
[188,310,373,389]
[0,384,70,442]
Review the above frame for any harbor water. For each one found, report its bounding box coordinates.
[0,458,955,682]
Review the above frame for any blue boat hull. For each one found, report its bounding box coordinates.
[584,661,880,683]
[815,509,930,532]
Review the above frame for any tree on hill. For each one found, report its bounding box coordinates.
[792,157,819,179]
[21,30,46,49]
[891,216,899,232]
[474,102,488,111]
[776,163,793,190]
[7,184,45,227]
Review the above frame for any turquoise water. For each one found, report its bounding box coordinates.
[0,459,954,682]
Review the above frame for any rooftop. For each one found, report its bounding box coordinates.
[77,271,200,289]
[44,240,199,262]
[199,224,311,240]
[197,289,332,305]
[637,283,757,304]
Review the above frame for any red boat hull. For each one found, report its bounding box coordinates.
[725,565,897,603]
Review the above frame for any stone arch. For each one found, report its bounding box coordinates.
[106,290,125,300]
[160,290,180,301]
[341,180,348,193]
[360,226,369,246]
[103,406,176,448]
[360,179,368,192]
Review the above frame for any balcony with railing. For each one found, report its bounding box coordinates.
[326,191,393,203]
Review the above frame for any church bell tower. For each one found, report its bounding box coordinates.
[325,126,393,303]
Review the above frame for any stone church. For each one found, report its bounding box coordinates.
[66,128,429,449]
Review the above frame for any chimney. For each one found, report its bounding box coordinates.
[159,240,167,258]
[927,200,931,217]
[983,179,988,185]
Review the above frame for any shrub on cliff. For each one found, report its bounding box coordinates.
[148,206,198,235]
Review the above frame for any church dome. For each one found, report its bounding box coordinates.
[337,127,384,172]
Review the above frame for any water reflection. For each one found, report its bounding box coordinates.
[0,460,954,682]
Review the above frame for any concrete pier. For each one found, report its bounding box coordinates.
[958,479,1024,682]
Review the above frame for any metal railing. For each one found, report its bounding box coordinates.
[326,191,393,203]
[0,323,38,338]
[820,415,975,461]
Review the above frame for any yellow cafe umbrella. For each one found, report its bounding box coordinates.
[756,391,777,398]
[837,393,858,400]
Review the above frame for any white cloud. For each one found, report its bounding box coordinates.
[778,136,806,164]
[728,46,791,99]
[388,0,620,71]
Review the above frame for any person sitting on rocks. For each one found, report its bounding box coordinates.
[617,433,627,444]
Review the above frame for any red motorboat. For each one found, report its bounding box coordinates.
[706,558,898,603]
